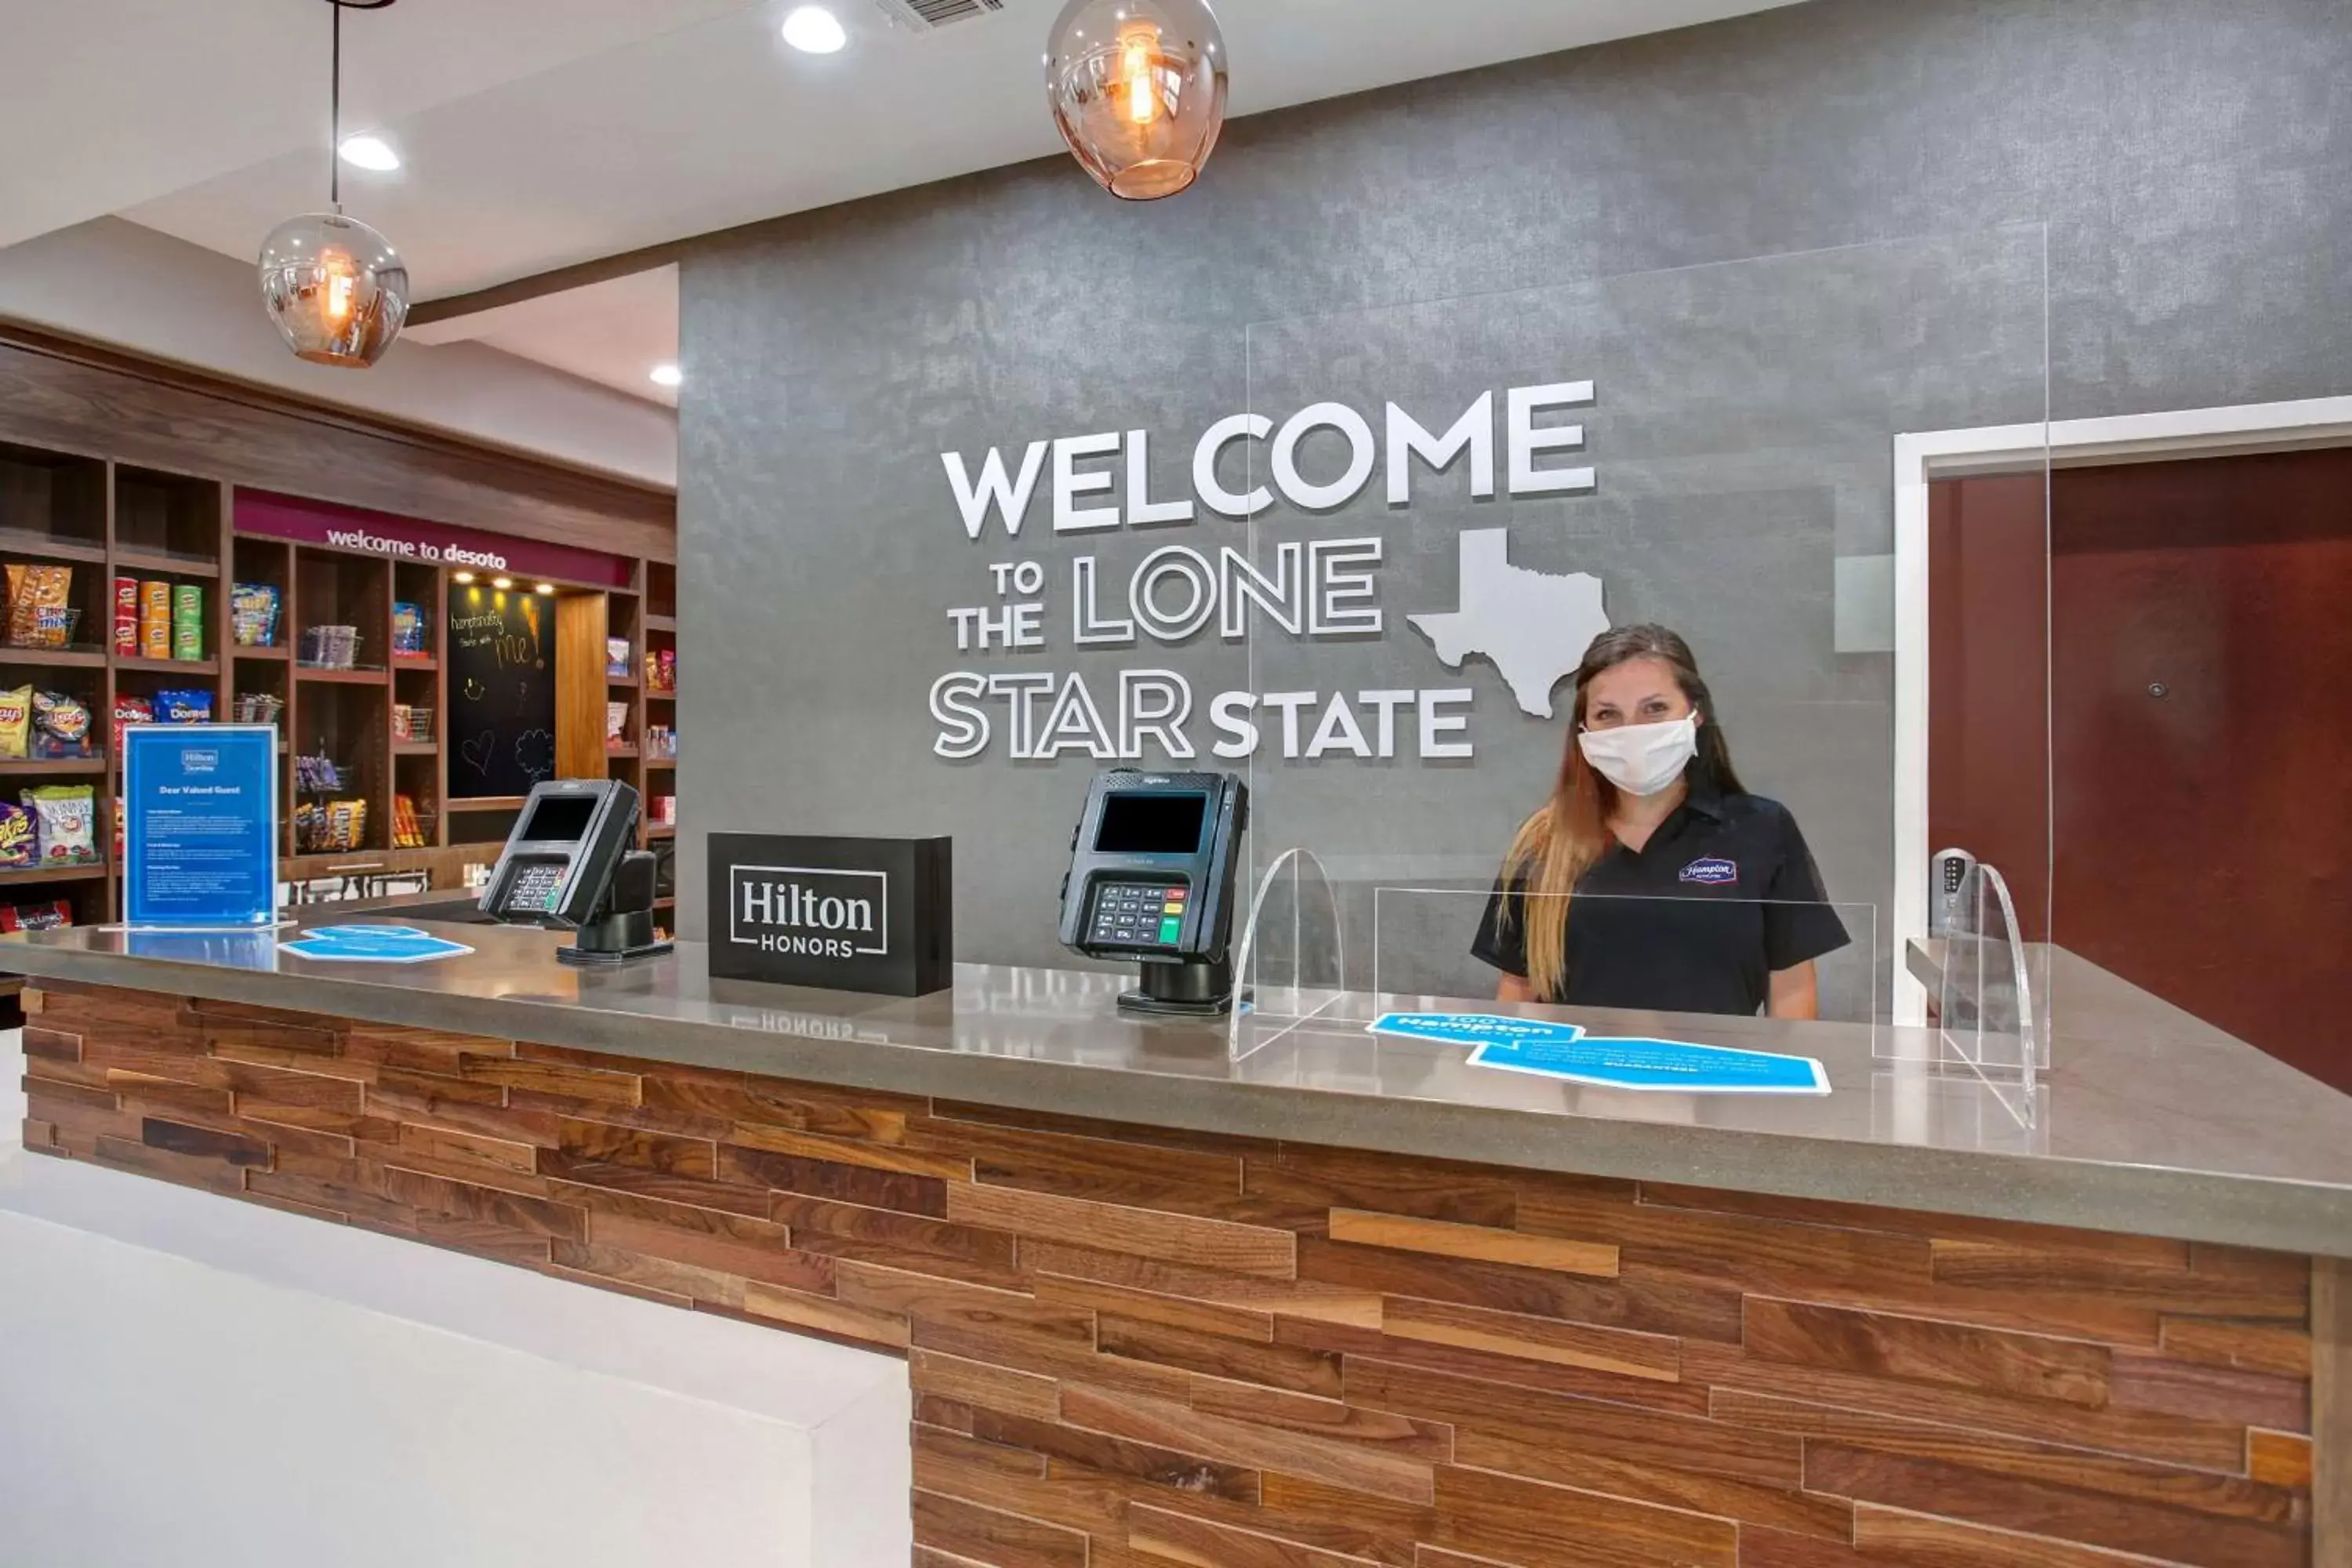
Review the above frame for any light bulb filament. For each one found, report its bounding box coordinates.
[321,252,356,324]
[1122,28,1159,124]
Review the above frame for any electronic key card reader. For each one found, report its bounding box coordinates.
[1058,769,1248,1015]
[480,779,673,966]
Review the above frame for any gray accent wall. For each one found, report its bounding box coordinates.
[675,0,2352,987]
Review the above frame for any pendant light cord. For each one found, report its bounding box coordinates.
[330,0,343,211]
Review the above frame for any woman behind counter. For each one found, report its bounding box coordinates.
[1474,624,1848,1019]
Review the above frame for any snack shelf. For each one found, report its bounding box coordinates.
[644,824,676,840]
[390,655,438,673]
[608,674,640,688]
[0,528,108,564]
[113,548,220,579]
[0,862,106,885]
[448,796,528,811]
[0,758,107,775]
[0,646,107,668]
[643,613,677,632]
[117,655,219,674]
[232,644,290,661]
[295,666,389,685]
[393,742,438,757]
[606,745,638,760]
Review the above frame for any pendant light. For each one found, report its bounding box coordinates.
[258,0,410,368]
[1044,0,1228,201]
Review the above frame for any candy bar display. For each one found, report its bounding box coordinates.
[293,797,369,854]
[643,647,677,692]
[299,623,360,668]
[230,582,281,648]
[0,899,74,932]
[24,783,98,865]
[292,753,348,794]
[6,563,77,648]
[232,692,285,726]
[391,702,435,743]
[172,582,205,660]
[393,793,432,850]
[607,637,631,677]
[391,601,426,658]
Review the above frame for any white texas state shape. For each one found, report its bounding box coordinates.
[1407,528,1609,720]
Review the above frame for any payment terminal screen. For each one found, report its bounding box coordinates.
[517,793,596,844]
[1094,792,1207,855]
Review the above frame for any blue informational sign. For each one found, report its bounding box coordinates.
[280,924,475,965]
[1368,1012,1828,1095]
[123,724,279,929]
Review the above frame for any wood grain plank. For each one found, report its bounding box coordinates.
[1682,1341,2250,1472]
[547,1238,746,1308]
[1025,1240,1381,1330]
[1852,1502,2238,1567]
[370,1065,507,1112]
[456,1053,641,1107]
[740,1279,909,1348]
[913,1487,1088,1568]
[969,1406,1263,1505]
[727,1123,971,1181]
[345,1025,511,1076]
[2316,1257,2347,1568]
[22,1025,81,1061]
[929,1115,1243,1205]
[1033,1270,1276,1343]
[1127,1502,1382,1567]
[383,1166,586,1242]
[1297,1235,1740,1341]
[1327,1209,1616,1279]
[1185,1379,1454,1464]
[911,1349,1062,1424]
[1281,1316,1713,1417]
[2158,1319,2313,1380]
[645,1072,920,1143]
[586,1209,830,1293]
[1711,1392,2299,1524]
[551,1116,716,1178]
[1449,1423,1854,1541]
[539,1156,773,1218]
[208,1036,377,1083]
[1245,1145,1519,1229]
[87,1132,249,1196]
[1062,1383,1437,1504]
[932,1098,1279,1158]
[949,1182,1298,1279]
[140,1116,270,1168]
[2107,1351,2309,1433]
[1425,1462,1737,1568]
[2245,1431,2310,1490]
[1932,1240,2308,1320]
[1635,1183,2190,1265]
[1744,1297,2110,1406]
[1101,1312,1342,1397]
[1805,1443,2306,1568]
[1381,1296,1680,1383]
[397,1120,539,1175]
[1345,1356,1800,1488]
[719,1142,949,1217]
[770,1189,1020,1276]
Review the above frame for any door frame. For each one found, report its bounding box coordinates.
[1891,393,2352,1022]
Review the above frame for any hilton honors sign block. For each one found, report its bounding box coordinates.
[708,833,953,996]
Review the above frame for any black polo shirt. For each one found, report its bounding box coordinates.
[1472,786,1848,1016]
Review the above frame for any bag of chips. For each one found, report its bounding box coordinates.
[24,783,96,865]
[230,582,281,648]
[0,684,30,760]
[0,801,34,868]
[112,693,153,761]
[154,688,213,724]
[6,564,74,648]
[31,689,91,759]
[0,899,74,933]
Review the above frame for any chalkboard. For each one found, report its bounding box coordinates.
[447,585,557,800]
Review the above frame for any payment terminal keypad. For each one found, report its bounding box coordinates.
[502,862,567,916]
[1087,880,1188,949]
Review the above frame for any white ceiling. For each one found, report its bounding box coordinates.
[12,0,1808,410]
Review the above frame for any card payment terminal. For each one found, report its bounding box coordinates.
[1058,770,1248,1014]
[480,779,672,965]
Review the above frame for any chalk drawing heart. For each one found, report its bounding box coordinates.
[459,731,496,775]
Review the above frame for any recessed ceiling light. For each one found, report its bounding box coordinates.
[649,363,684,388]
[535,583,557,596]
[453,571,475,584]
[337,134,401,172]
[492,576,514,590]
[782,5,848,53]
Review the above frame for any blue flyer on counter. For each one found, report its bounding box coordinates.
[281,924,475,965]
[1369,1011,1828,1095]
[124,724,279,929]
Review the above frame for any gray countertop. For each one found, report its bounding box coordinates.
[9,918,2352,1258]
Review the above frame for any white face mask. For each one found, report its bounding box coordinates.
[1577,713,1699,797]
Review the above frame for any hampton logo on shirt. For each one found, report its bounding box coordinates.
[1679,857,1739,887]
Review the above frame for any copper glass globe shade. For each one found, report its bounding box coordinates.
[1045,0,1227,201]
[259,212,409,368]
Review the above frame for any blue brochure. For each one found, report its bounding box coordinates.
[1369,1011,1828,1094]
[281,925,474,965]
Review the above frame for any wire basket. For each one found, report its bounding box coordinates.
[298,624,361,669]
[393,703,436,744]
[234,692,285,726]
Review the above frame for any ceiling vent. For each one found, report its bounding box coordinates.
[869,0,1005,31]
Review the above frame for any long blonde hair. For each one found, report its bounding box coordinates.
[1500,625,1744,1000]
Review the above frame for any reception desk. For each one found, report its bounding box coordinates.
[9,918,2347,1568]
